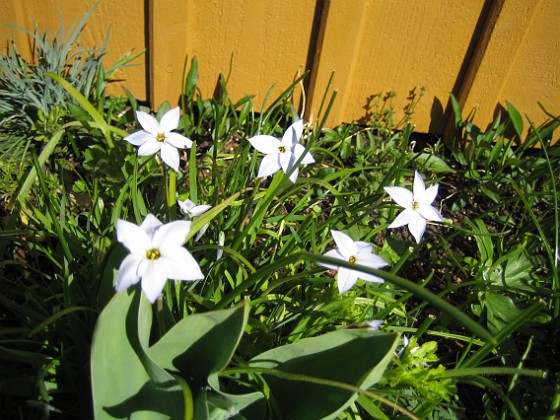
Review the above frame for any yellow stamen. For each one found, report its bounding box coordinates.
[412,201,420,210]
[278,146,286,153]
[146,249,161,260]
[349,256,357,264]
[156,133,166,142]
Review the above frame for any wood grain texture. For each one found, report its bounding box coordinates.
[149,0,316,112]
[306,0,486,134]
[461,0,560,137]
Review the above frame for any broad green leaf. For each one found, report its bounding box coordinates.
[185,56,199,100]
[463,300,543,368]
[483,293,524,335]
[488,136,504,165]
[149,302,248,387]
[450,94,463,127]
[91,289,184,419]
[249,329,398,420]
[506,101,523,139]
[148,302,265,418]
[486,246,537,292]
[465,219,494,264]
[479,180,501,203]
[415,152,456,173]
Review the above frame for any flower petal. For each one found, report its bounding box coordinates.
[293,143,315,165]
[388,208,412,228]
[161,248,204,281]
[189,205,211,217]
[140,213,163,237]
[116,254,142,291]
[331,230,358,259]
[408,211,427,243]
[356,270,385,284]
[353,253,387,284]
[138,138,162,156]
[249,135,280,154]
[136,111,160,136]
[116,219,151,254]
[320,249,344,270]
[384,186,413,209]
[160,107,180,132]
[140,260,168,303]
[416,203,443,222]
[124,130,152,146]
[279,150,293,174]
[257,153,281,178]
[281,120,304,147]
[166,132,193,149]
[357,252,388,270]
[355,241,373,253]
[160,143,181,171]
[421,184,439,205]
[194,223,209,242]
[413,171,427,201]
[337,267,357,293]
[178,199,195,214]
[287,166,299,183]
[154,220,191,249]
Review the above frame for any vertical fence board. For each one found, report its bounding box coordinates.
[148,0,191,108]
[460,0,560,137]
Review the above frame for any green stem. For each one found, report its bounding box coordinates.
[547,383,560,420]
[167,169,177,219]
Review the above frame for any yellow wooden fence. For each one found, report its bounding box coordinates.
[1,0,559,141]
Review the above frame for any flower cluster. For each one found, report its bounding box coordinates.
[319,171,443,293]
[116,108,444,301]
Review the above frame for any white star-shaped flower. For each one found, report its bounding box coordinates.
[248,120,315,183]
[124,107,193,172]
[115,213,203,303]
[178,199,211,242]
[384,171,443,243]
[319,230,388,293]
[178,199,211,219]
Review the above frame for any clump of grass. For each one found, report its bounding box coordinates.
[0,5,141,204]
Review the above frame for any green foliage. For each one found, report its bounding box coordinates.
[91,288,398,419]
[0,5,141,201]
[248,329,397,419]
[385,337,457,404]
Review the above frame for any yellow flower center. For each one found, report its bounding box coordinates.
[146,248,161,260]
[412,200,420,210]
[278,146,286,153]
[156,133,166,142]
[349,256,357,264]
